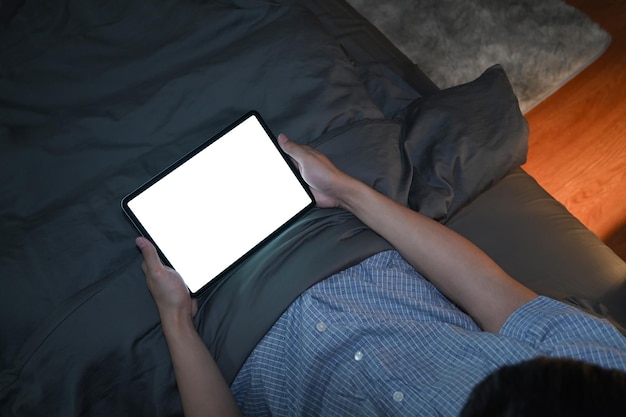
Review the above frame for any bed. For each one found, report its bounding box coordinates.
[1,1,625,415]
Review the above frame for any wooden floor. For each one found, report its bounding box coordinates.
[522,0,626,261]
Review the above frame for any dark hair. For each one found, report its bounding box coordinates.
[460,357,626,417]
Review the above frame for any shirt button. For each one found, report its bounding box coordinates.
[315,322,327,332]
[393,391,404,402]
[354,350,364,361]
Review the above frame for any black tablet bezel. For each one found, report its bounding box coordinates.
[121,111,315,296]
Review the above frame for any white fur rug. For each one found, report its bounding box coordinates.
[347,0,611,113]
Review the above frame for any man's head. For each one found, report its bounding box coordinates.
[460,357,626,417]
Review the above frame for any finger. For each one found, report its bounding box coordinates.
[277,133,306,160]
[135,237,163,274]
[277,132,289,148]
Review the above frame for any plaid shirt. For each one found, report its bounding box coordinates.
[232,250,626,416]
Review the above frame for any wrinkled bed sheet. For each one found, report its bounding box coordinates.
[0,1,527,415]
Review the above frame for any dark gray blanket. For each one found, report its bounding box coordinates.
[0,1,527,415]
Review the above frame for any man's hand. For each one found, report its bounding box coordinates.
[278,133,357,209]
[136,236,198,323]
[136,236,241,417]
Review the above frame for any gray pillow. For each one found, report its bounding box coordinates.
[400,64,529,221]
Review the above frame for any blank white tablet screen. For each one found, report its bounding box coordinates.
[126,114,313,293]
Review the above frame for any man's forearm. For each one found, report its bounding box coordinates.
[338,178,537,332]
[161,314,242,417]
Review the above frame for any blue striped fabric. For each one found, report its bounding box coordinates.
[231,250,626,416]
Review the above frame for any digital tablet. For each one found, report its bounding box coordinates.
[122,111,315,296]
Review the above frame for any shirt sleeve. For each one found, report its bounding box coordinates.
[499,296,626,370]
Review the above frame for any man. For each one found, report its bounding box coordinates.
[136,134,626,416]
